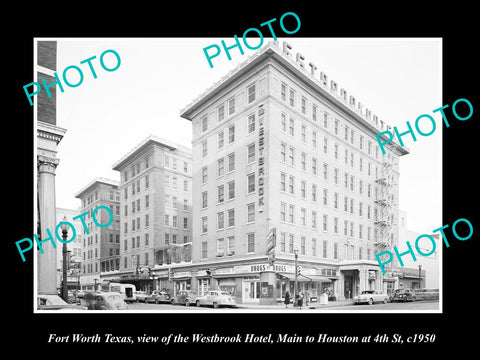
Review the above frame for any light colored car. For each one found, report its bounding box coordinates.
[353,290,389,305]
[37,295,87,310]
[171,290,199,306]
[196,290,237,308]
[134,291,149,303]
[90,292,129,310]
[146,290,171,304]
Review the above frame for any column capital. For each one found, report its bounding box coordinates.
[37,154,60,174]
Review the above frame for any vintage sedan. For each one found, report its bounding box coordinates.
[37,295,87,311]
[390,288,417,302]
[353,290,389,305]
[146,290,171,304]
[171,290,199,306]
[135,291,149,303]
[195,290,237,308]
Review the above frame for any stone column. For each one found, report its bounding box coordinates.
[37,121,66,296]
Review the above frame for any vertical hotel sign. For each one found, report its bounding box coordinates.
[258,104,265,207]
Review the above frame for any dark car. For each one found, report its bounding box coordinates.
[80,292,129,310]
[171,290,199,306]
[390,288,417,302]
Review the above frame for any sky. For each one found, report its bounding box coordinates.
[50,38,442,235]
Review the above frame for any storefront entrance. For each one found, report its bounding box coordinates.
[243,278,260,303]
[344,275,354,299]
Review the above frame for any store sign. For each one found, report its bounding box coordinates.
[234,263,294,274]
[258,105,265,207]
[173,271,192,279]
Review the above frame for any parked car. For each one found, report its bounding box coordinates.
[135,291,149,303]
[37,295,87,311]
[196,290,237,308]
[390,288,417,302]
[171,290,199,306]
[146,290,171,304]
[353,290,389,305]
[81,292,129,310]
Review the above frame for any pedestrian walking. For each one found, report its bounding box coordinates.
[297,290,304,309]
[284,290,291,308]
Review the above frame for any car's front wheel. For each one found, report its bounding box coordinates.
[213,302,219,309]
[185,299,190,307]
[196,300,201,307]
[368,298,373,305]
[383,298,388,304]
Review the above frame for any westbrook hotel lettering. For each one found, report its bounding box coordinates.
[258,105,266,207]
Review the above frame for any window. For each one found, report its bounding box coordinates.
[280,172,286,192]
[247,233,255,253]
[281,82,287,101]
[312,157,317,175]
[345,125,349,141]
[248,114,255,133]
[324,113,328,128]
[312,211,317,229]
[288,234,294,253]
[201,217,208,233]
[201,115,208,132]
[217,185,224,203]
[334,217,338,233]
[247,203,255,223]
[344,220,348,235]
[184,199,188,211]
[334,118,338,134]
[280,233,286,252]
[183,217,188,230]
[247,143,255,164]
[301,152,306,171]
[124,205,128,216]
[280,202,286,221]
[184,180,188,192]
[247,84,256,103]
[301,96,306,114]
[344,173,348,188]
[288,204,294,223]
[280,142,286,162]
[281,112,287,132]
[334,192,338,209]
[344,149,348,165]
[228,97,235,115]
[227,153,235,172]
[300,208,306,226]
[217,158,225,177]
[359,180,363,194]
[164,156,170,168]
[323,214,328,231]
[351,129,354,144]
[184,161,188,173]
[289,89,295,107]
[359,224,363,239]
[201,166,208,183]
[312,104,317,121]
[312,238,317,256]
[323,137,328,154]
[218,104,225,122]
[301,236,306,255]
[227,236,235,255]
[360,157,363,172]
[227,209,235,227]
[172,196,178,209]
[289,118,295,136]
[334,243,338,259]
[218,131,224,149]
[202,141,207,158]
[172,177,177,190]
[300,180,306,198]
[145,214,150,227]
[288,176,294,194]
[228,180,235,199]
[344,196,348,211]
[172,158,177,171]
[323,240,328,258]
[145,195,149,208]
[312,184,317,202]
[201,241,207,259]
[323,188,328,205]
[350,153,354,167]
[312,130,317,148]
[228,125,235,143]
[323,163,328,180]
[350,221,354,237]
[216,238,225,256]
[201,191,208,208]
[217,212,224,229]
[247,173,255,193]
[334,144,338,159]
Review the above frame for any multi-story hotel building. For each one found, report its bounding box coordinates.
[75,178,121,290]
[112,135,193,294]
[180,41,408,304]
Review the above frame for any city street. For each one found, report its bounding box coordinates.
[125,300,439,311]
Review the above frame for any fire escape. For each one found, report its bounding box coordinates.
[374,154,397,272]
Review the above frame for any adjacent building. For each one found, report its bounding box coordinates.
[112,135,193,294]
[180,41,409,303]
[75,178,121,290]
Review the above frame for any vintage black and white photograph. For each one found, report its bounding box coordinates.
[33,37,442,313]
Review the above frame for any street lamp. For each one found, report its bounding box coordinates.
[418,265,422,289]
[60,217,69,302]
[294,247,299,307]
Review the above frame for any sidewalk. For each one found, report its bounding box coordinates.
[237,300,354,310]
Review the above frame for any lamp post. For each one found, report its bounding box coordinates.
[294,247,299,307]
[418,265,422,289]
[60,217,69,302]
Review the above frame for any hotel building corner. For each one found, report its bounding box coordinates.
[180,41,408,304]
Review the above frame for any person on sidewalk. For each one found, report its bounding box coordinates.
[284,290,291,308]
[297,290,304,309]
[305,290,310,306]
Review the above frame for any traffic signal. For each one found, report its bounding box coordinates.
[296,265,302,277]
